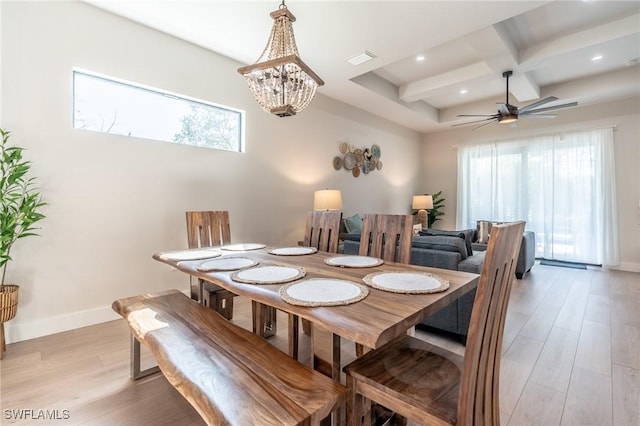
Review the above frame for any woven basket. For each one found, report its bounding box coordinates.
[0,285,19,323]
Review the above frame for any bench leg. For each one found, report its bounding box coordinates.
[130,335,160,380]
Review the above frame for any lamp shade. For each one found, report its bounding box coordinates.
[412,195,433,210]
[314,190,342,211]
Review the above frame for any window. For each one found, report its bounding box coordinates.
[73,70,244,152]
[457,128,618,266]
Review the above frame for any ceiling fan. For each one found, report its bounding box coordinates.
[455,70,578,130]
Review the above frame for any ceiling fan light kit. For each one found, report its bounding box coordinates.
[237,0,324,117]
[456,70,578,130]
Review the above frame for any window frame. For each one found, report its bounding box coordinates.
[72,68,245,153]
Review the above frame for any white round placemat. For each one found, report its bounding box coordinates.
[160,249,221,261]
[269,246,318,256]
[221,243,266,251]
[196,257,258,272]
[324,255,384,268]
[363,271,449,294]
[279,278,369,306]
[231,264,305,284]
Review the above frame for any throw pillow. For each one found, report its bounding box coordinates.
[420,229,474,256]
[412,235,468,260]
[477,220,491,244]
[343,213,363,233]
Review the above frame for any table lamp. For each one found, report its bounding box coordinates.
[314,189,343,211]
[412,195,433,229]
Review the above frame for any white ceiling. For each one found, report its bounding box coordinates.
[85,0,640,133]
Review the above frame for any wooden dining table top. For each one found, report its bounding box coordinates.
[152,246,479,350]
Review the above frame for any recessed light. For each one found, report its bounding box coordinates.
[346,51,376,66]
[591,55,603,61]
[459,89,468,95]
[416,54,425,62]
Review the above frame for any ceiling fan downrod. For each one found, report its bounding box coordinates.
[503,70,513,105]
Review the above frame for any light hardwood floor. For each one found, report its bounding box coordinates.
[1,262,638,425]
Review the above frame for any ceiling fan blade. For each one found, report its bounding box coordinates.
[452,117,497,127]
[519,96,558,112]
[497,103,510,115]
[521,101,578,114]
[472,119,498,130]
[457,114,498,117]
[520,114,557,119]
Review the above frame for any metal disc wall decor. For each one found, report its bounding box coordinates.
[334,142,382,178]
[333,156,343,170]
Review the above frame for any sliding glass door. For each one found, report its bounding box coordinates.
[457,128,618,266]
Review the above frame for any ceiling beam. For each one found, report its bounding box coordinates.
[520,14,640,69]
[509,72,540,103]
[464,23,519,71]
[398,61,493,103]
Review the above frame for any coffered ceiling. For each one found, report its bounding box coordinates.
[85,0,640,133]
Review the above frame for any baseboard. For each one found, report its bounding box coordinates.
[4,304,120,344]
[4,289,192,344]
[608,262,640,273]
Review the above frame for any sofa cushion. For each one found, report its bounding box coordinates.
[458,250,486,274]
[420,229,474,257]
[343,214,363,233]
[411,235,468,260]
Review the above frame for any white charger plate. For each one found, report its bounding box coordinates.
[279,278,368,306]
[324,255,383,268]
[363,271,449,294]
[231,264,305,284]
[196,257,258,272]
[160,249,221,261]
[269,246,318,256]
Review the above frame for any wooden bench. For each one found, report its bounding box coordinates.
[112,290,346,425]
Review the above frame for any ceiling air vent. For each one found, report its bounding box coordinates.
[346,51,376,66]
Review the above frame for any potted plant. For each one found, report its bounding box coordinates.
[427,191,446,228]
[0,128,46,358]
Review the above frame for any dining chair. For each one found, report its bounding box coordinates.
[294,211,344,355]
[185,211,236,320]
[359,214,413,264]
[304,210,343,253]
[351,214,414,356]
[343,221,525,426]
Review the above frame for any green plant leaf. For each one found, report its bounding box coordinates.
[0,128,46,284]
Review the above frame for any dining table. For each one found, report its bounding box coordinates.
[152,244,479,382]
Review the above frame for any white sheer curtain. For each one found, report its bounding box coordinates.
[457,128,618,266]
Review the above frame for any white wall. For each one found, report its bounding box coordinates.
[1,1,422,343]
[422,96,640,272]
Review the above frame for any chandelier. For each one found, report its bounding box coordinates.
[237,1,324,117]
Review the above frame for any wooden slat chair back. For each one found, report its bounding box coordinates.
[457,221,525,425]
[185,211,235,320]
[185,210,231,249]
[359,214,413,264]
[303,210,343,253]
[343,221,525,426]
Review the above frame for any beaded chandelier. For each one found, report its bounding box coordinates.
[237,1,324,117]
